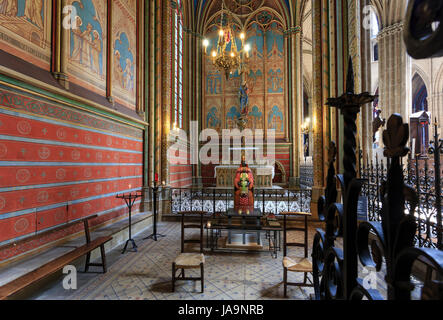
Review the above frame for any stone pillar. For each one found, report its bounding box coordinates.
[141,0,155,213]
[321,0,331,180]
[311,0,324,219]
[359,0,373,165]
[160,0,172,186]
[194,33,203,187]
[53,0,70,89]
[289,27,303,187]
[377,23,411,122]
[430,92,443,129]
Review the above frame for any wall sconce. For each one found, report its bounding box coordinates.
[301,117,311,134]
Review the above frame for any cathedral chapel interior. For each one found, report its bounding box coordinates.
[0,0,441,302]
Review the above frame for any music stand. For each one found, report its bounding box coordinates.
[144,184,166,241]
[116,190,142,253]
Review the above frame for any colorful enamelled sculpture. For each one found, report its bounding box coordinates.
[234,154,254,215]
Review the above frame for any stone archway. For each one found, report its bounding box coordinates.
[272,160,286,184]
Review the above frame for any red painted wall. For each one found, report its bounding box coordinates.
[0,85,144,262]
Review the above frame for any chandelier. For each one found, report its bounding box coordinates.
[202,1,250,79]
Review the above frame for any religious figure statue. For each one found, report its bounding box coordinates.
[239,81,249,115]
[234,154,254,214]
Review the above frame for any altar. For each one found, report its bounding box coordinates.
[215,165,274,188]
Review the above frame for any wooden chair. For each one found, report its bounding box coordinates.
[281,211,313,297]
[172,211,206,293]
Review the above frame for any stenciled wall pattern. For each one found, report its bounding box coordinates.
[203,21,286,139]
[0,84,143,261]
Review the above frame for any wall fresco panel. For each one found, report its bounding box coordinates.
[0,0,52,70]
[67,0,107,95]
[112,0,136,110]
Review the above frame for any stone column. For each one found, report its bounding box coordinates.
[430,92,443,129]
[289,27,303,187]
[159,0,172,216]
[359,0,373,165]
[161,0,172,186]
[310,0,324,219]
[377,23,411,122]
[53,0,70,89]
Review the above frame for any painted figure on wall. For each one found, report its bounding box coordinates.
[69,0,104,77]
[0,1,43,28]
[91,29,102,74]
[227,106,241,129]
[268,105,284,132]
[0,0,51,69]
[249,105,263,129]
[207,71,222,94]
[114,32,134,93]
[206,106,221,129]
[0,1,17,16]
[24,0,43,29]
[267,69,283,93]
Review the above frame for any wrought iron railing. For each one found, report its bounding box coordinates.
[312,55,443,300]
[170,187,312,215]
[300,162,314,189]
[360,128,443,249]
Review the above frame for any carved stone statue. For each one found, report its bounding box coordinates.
[234,154,254,214]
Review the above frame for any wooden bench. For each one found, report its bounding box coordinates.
[0,215,112,300]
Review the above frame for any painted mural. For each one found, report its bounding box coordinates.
[0,0,52,69]
[112,0,136,110]
[203,21,285,137]
[68,0,107,94]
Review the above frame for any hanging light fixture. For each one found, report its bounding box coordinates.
[202,1,250,79]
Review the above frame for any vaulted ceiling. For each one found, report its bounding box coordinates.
[179,0,310,33]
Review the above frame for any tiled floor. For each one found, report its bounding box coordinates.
[32,221,318,300]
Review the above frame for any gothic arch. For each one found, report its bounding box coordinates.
[434,62,443,94]
[411,65,431,94]
[272,160,286,184]
[411,73,428,113]
[370,0,407,29]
